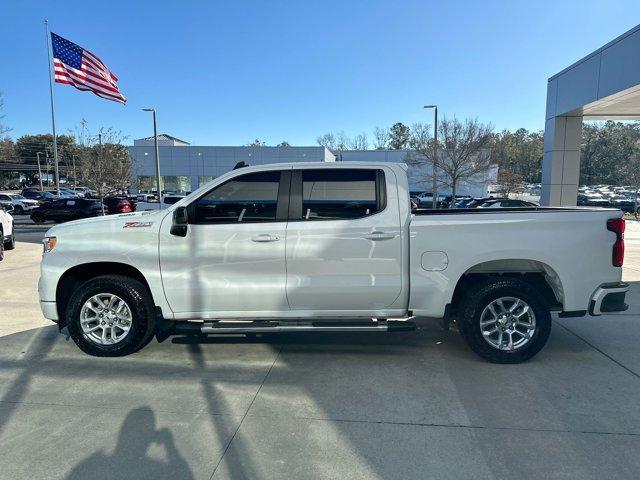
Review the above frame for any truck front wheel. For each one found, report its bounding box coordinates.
[66,275,156,356]
[457,277,552,364]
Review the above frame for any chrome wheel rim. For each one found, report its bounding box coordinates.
[80,293,133,345]
[479,296,536,351]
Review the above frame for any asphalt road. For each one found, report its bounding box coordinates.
[1,219,640,479]
[12,215,50,244]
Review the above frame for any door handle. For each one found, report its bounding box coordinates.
[364,232,396,241]
[251,234,280,242]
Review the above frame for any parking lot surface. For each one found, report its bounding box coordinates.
[1,220,640,479]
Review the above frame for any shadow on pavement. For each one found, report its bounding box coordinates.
[65,407,194,480]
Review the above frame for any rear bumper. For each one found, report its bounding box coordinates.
[589,282,629,316]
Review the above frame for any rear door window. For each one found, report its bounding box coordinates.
[295,169,384,221]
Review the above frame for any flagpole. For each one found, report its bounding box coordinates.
[44,19,60,196]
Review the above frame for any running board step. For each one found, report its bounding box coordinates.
[194,320,415,335]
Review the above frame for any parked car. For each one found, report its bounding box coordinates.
[21,189,57,203]
[45,189,76,198]
[0,192,40,214]
[462,197,495,208]
[72,187,94,197]
[416,192,447,208]
[578,193,610,207]
[103,196,135,215]
[607,195,639,213]
[0,202,16,260]
[477,198,539,208]
[40,162,629,363]
[136,194,185,211]
[30,198,104,223]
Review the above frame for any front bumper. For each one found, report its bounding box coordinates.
[40,300,59,322]
[589,282,629,315]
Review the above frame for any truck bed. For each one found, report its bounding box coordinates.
[408,207,623,317]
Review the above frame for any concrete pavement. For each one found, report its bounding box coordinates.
[1,222,640,479]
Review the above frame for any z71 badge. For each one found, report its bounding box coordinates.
[123,221,153,228]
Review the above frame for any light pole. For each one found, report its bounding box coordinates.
[143,108,162,203]
[424,105,438,209]
[36,152,44,191]
[72,154,78,189]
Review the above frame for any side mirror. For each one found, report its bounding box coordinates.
[170,206,188,237]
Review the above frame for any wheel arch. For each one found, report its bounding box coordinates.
[56,262,154,327]
[449,259,565,316]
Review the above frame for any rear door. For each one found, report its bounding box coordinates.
[285,167,403,312]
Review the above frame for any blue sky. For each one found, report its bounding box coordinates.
[3,0,640,146]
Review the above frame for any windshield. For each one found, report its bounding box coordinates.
[42,191,55,198]
[10,194,26,200]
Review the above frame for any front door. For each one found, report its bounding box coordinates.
[159,168,291,318]
[285,167,403,313]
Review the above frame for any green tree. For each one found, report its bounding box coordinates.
[389,122,410,150]
[581,121,640,185]
[490,128,543,183]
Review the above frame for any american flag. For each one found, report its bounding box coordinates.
[51,33,126,104]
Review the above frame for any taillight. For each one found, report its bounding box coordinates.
[118,202,132,213]
[607,218,625,267]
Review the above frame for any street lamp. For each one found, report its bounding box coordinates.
[424,105,438,209]
[142,108,162,203]
[36,152,44,191]
[72,154,78,189]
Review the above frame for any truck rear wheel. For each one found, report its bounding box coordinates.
[66,275,156,356]
[457,277,551,364]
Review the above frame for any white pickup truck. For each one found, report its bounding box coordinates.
[38,162,629,363]
[0,203,16,260]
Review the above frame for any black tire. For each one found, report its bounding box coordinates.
[66,275,156,357]
[457,277,552,364]
[0,229,4,261]
[4,225,15,250]
[14,205,24,215]
[31,212,44,223]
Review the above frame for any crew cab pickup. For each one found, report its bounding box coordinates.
[38,162,629,363]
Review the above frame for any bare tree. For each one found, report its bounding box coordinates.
[74,120,131,213]
[407,117,494,205]
[316,133,336,150]
[372,126,389,149]
[0,92,10,137]
[349,132,368,150]
[246,139,266,147]
[498,169,523,196]
[316,131,349,151]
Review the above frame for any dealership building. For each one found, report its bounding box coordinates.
[128,135,497,196]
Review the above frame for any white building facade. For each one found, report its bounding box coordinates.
[128,135,335,193]
[128,136,497,197]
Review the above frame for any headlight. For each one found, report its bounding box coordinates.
[43,236,57,253]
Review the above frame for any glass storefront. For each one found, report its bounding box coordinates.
[199,176,216,187]
[137,176,191,193]
[162,176,191,194]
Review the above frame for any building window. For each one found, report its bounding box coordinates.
[199,176,216,187]
[162,176,191,194]
[137,176,157,193]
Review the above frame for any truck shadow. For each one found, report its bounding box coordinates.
[1,298,639,479]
